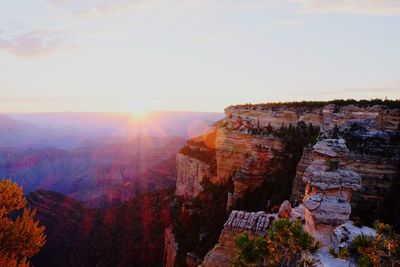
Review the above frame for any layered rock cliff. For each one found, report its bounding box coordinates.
[170,100,400,266]
[175,126,217,199]
[215,128,284,198]
[291,105,400,221]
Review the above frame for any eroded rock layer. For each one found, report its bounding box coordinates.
[202,210,276,267]
[302,139,361,244]
[215,128,284,196]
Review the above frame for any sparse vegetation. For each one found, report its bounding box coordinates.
[234,219,321,267]
[234,233,267,266]
[229,99,400,111]
[350,220,400,266]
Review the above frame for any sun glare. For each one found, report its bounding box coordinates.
[130,109,151,121]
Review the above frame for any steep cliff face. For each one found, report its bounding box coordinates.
[175,153,214,199]
[215,128,284,197]
[172,101,400,266]
[176,105,321,200]
[321,104,400,132]
[175,126,217,199]
[290,148,313,203]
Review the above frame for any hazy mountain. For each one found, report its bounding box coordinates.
[0,111,223,207]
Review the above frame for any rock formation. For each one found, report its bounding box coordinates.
[291,106,400,215]
[171,101,400,266]
[202,203,305,267]
[202,210,275,267]
[215,127,284,198]
[175,126,217,198]
[175,153,214,199]
[321,104,400,132]
[332,221,376,251]
[302,139,361,245]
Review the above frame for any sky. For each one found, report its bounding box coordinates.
[0,0,400,113]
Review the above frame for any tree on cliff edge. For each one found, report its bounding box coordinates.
[0,179,46,267]
[234,219,321,266]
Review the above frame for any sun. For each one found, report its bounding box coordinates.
[130,109,151,121]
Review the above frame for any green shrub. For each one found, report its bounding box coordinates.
[234,219,321,266]
[350,221,400,267]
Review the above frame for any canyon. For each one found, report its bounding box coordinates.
[169,100,400,266]
[4,102,399,266]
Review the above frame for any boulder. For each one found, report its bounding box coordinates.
[278,200,292,218]
[332,221,376,251]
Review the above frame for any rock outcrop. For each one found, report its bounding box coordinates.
[321,104,400,132]
[332,221,376,251]
[291,124,400,216]
[224,105,322,129]
[202,202,305,267]
[302,139,361,244]
[175,153,214,199]
[215,128,284,198]
[175,126,217,198]
[202,210,276,267]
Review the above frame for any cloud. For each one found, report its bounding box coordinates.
[290,0,400,15]
[0,30,66,58]
[271,19,304,26]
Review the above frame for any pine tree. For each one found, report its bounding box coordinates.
[234,219,321,266]
[0,179,46,266]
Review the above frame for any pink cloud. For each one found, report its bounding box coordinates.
[0,30,65,58]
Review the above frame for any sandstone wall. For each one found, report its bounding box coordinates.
[290,148,313,203]
[349,155,399,204]
[322,104,400,132]
[215,128,284,196]
[291,152,400,206]
[175,153,213,199]
[224,106,322,129]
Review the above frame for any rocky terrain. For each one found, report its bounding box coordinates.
[167,100,400,266]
